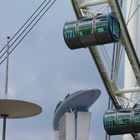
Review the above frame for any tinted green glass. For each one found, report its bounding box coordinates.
[97,27,104,33]
[117,110,131,127]
[63,13,120,50]
[64,22,76,39]
[112,18,120,37]
[134,109,140,125]
[105,115,115,128]
[79,20,92,36]
[64,29,76,39]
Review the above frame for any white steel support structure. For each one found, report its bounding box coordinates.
[79,0,108,7]
[108,0,140,84]
[71,0,140,104]
[125,0,139,102]
[124,1,139,140]
[70,0,140,139]
[71,0,123,109]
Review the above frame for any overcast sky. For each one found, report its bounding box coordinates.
[0,0,127,140]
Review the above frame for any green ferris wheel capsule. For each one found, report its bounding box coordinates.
[104,107,140,135]
[63,13,121,50]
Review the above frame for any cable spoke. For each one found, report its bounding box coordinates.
[127,4,140,25]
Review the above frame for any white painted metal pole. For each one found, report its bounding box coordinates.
[4,36,10,99]
[79,0,108,8]
[116,87,140,94]
[124,0,139,140]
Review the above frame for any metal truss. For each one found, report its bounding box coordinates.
[70,0,140,109]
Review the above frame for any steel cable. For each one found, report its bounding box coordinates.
[0,0,57,65]
[0,0,50,55]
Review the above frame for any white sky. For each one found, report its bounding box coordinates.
[0,0,127,140]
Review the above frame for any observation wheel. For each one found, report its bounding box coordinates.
[64,0,140,140]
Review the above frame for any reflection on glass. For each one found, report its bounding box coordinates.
[105,115,115,128]
[79,19,92,37]
[64,22,76,39]
[134,108,140,125]
[117,110,131,127]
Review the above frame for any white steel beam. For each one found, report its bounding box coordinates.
[124,1,139,140]
[79,0,108,8]
[89,47,122,108]
[71,0,86,18]
[109,0,140,85]
[109,1,140,139]
[116,87,140,94]
[71,0,122,109]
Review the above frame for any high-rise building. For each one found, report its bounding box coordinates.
[54,112,91,140]
[53,89,101,140]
